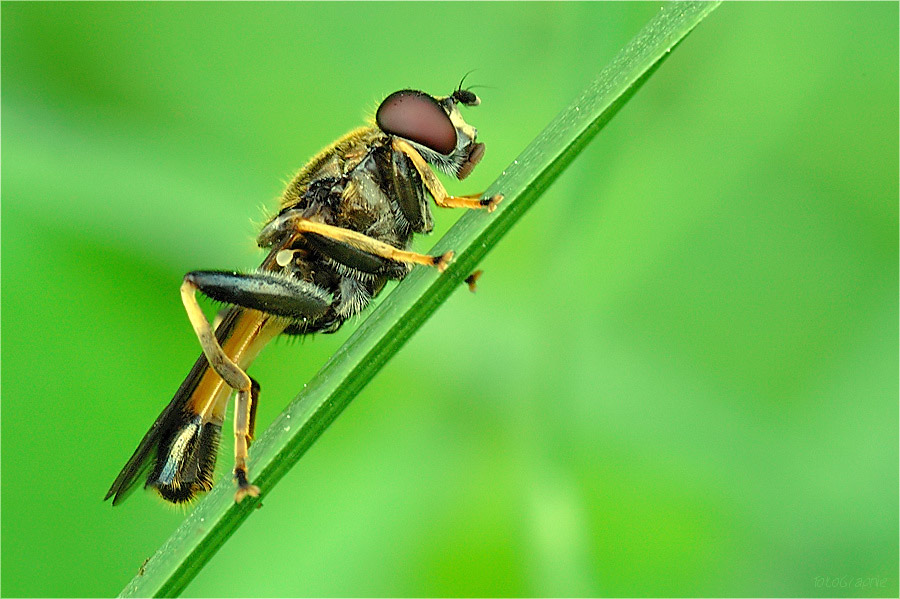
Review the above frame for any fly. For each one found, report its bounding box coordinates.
[105,86,502,505]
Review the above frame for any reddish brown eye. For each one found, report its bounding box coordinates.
[376,90,457,155]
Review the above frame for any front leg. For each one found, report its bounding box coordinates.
[392,138,503,212]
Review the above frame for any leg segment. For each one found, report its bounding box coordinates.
[392,138,503,212]
[233,377,261,503]
[258,215,454,272]
[184,271,330,321]
[181,278,253,394]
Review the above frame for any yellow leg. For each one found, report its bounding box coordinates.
[392,138,503,212]
[181,278,260,502]
[260,215,454,272]
[232,379,260,503]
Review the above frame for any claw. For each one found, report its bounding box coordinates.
[434,251,454,272]
[465,270,483,293]
[234,467,261,503]
[234,484,261,503]
[481,194,504,213]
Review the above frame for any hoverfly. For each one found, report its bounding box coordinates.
[105,87,502,505]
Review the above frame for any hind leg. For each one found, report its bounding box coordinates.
[180,271,330,501]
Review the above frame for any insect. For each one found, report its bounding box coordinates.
[105,87,502,505]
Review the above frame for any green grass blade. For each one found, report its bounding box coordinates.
[119,2,720,596]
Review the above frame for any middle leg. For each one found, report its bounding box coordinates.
[258,216,454,272]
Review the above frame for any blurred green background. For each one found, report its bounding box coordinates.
[2,2,897,597]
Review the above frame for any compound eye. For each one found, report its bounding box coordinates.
[376,90,457,155]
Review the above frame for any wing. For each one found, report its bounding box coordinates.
[104,304,246,505]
